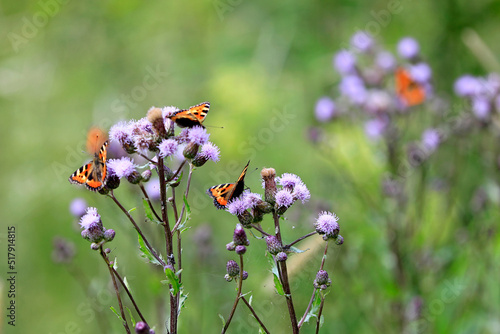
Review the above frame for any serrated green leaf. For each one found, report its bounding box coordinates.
[164,266,182,296]
[110,306,122,320]
[137,232,163,266]
[178,291,188,314]
[126,307,136,327]
[273,274,285,296]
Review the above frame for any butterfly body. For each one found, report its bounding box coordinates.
[169,102,210,128]
[69,140,108,192]
[395,68,425,107]
[207,161,249,209]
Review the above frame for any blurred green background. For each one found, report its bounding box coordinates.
[1,0,500,333]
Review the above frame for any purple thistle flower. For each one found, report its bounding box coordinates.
[275,189,294,208]
[421,129,440,152]
[133,133,154,153]
[188,126,209,145]
[315,211,340,239]
[409,63,432,84]
[162,106,178,118]
[333,50,357,75]
[339,75,367,105]
[375,51,396,71]
[107,157,137,179]
[69,198,87,218]
[277,173,302,190]
[109,121,133,147]
[364,118,387,140]
[397,37,420,59]
[265,235,282,255]
[315,97,336,122]
[80,207,101,229]
[350,31,374,53]
[226,197,251,216]
[454,75,482,97]
[243,192,263,209]
[472,97,491,120]
[292,183,311,203]
[158,139,178,158]
[199,142,220,162]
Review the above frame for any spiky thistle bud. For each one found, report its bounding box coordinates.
[265,235,283,255]
[226,260,240,277]
[313,270,332,290]
[147,107,167,138]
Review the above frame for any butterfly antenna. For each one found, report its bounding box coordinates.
[205,125,224,129]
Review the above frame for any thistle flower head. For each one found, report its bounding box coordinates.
[313,270,332,290]
[454,75,482,97]
[107,157,137,179]
[193,142,220,166]
[277,173,302,190]
[472,97,491,120]
[226,260,240,277]
[226,197,251,216]
[350,31,374,53]
[235,245,247,255]
[79,207,101,229]
[333,50,357,75]
[188,126,209,145]
[409,63,432,84]
[243,192,263,209]
[292,183,311,203]
[261,167,277,203]
[364,118,387,140]
[375,51,396,71]
[339,75,367,105]
[147,107,166,137]
[109,121,134,152]
[158,138,179,158]
[233,224,250,246]
[265,235,283,255]
[397,37,420,59]
[315,97,337,123]
[69,198,87,218]
[275,189,294,208]
[421,129,440,153]
[276,252,288,262]
[314,211,340,239]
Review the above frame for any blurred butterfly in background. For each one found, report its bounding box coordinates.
[207,161,250,209]
[69,127,108,192]
[169,101,210,128]
[395,68,426,107]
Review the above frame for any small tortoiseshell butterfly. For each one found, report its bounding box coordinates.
[395,68,425,107]
[169,102,210,128]
[207,161,250,209]
[69,128,108,192]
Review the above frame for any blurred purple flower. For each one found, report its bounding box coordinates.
[158,139,178,158]
[375,51,396,71]
[70,198,87,218]
[109,121,133,147]
[472,97,491,120]
[364,118,387,140]
[145,179,160,201]
[333,50,357,75]
[409,63,432,83]
[162,106,178,118]
[275,189,294,207]
[107,157,137,179]
[397,37,420,59]
[339,75,367,105]
[315,97,336,122]
[421,129,440,152]
[188,126,210,145]
[454,75,482,97]
[350,31,374,53]
[365,90,393,114]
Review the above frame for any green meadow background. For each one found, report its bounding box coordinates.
[1,0,500,333]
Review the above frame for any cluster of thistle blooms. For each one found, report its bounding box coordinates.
[314,31,441,154]
[454,73,500,123]
[104,106,219,189]
[223,167,343,287]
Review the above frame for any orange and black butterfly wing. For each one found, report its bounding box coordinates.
[69,141,108,192]
[170,102,210,128]
[395,68,425,107]
[207,161,249,209]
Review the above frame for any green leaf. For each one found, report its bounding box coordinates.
[219,314,226,327]
[303,290,322,324]
[128,207,136,214]
[266,253,285,295]
[123,277,130,291]
[112,257,118,270]
[110,306,122,320]
[142,199,161,224]
[126,307,136,327]
[137,231,164,266]
[178,291,188,314]
[177,195,191,232]
[288,246,308,254]
[164,266,182,296]
[168,171,183,186]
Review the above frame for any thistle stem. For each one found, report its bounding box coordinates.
[222,255,245,334]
